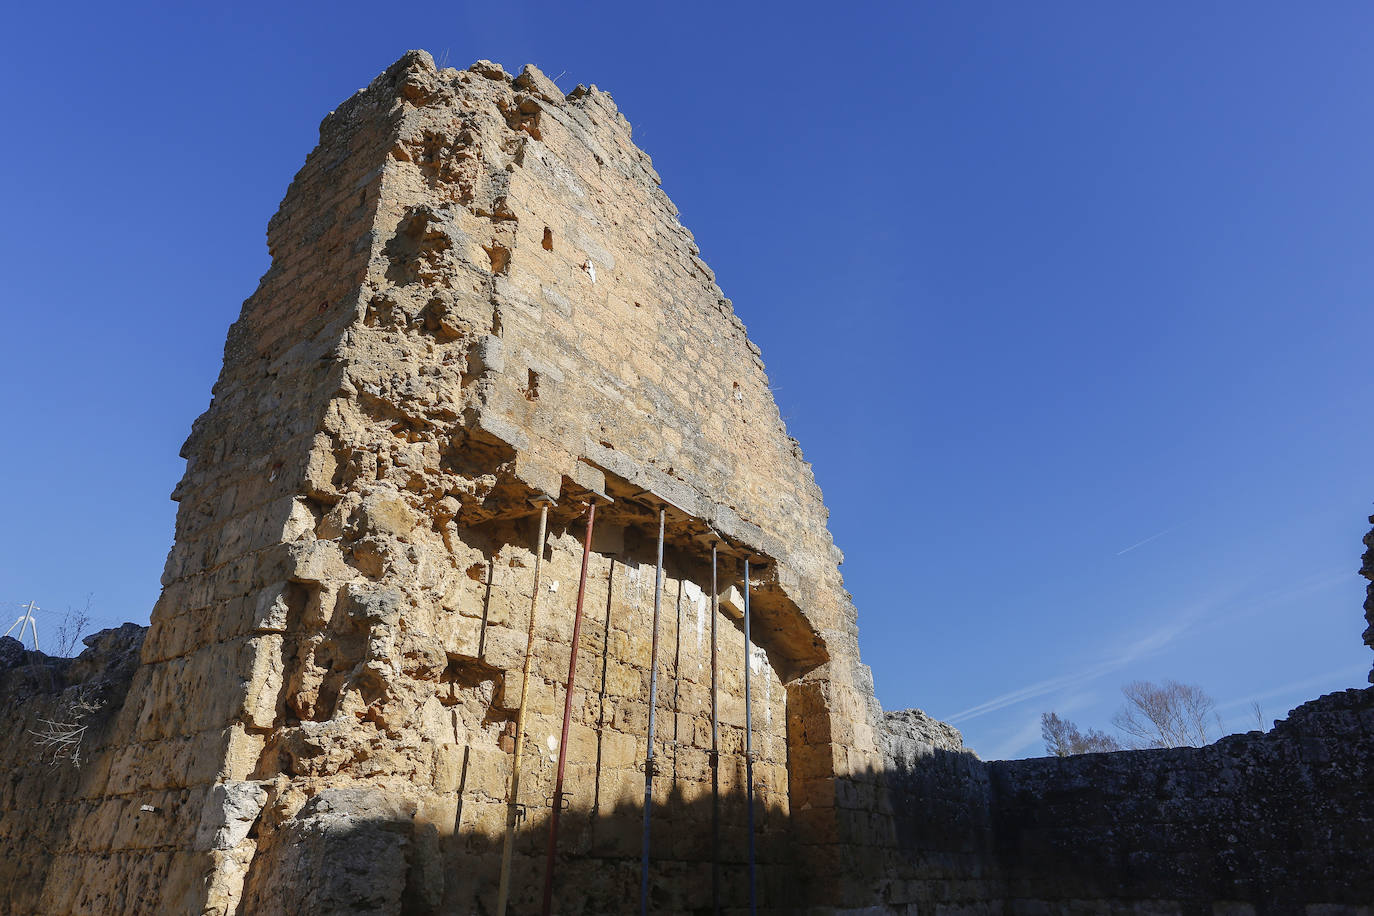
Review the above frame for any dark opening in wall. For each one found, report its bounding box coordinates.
[542,227,554,251]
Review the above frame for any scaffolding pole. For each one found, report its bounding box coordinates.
[744,558,757,916]
[710,542,721,915]
[541,501,597,916]
[496,499,551,916]
[640,507,666,915]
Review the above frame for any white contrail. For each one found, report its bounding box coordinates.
[945,664,1113,724]
[946,614,1196,724]
[1115,525,1179,556]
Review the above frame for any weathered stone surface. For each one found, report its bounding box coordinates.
[1,49,853,915]
[883,706,970,758]
[514,64,564,105]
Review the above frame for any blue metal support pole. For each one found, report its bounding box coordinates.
[640,508,666,916]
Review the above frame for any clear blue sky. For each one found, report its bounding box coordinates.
[2,2,1371,758]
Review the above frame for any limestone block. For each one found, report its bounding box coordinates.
[192,780,269,852]
[433,741,465,793]
[250,582,294,633]
[570,459,607,499]
[604,659,644,697]
[600,729,638,769]
[238,788,415,914]
[464,746,512,800]
[240,634,284,729]
[514,64,565,104]
[719,585,745,620]
[481,623,527,671]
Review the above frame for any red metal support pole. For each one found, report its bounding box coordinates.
[497,499,551,916]
[541,501,596,916]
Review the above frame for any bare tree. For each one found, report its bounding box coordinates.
[30,686,103,767]
[21,597,102,767]
[53,596,93,658]
[1112,679,1220,748]
[1041,711,1122,756]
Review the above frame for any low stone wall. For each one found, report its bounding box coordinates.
[988,687,1374,913]
[872,688,1374,914]
[0,626,146,914]
[875,709,1002,910]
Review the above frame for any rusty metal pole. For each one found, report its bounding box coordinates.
[541,501,596,916]
[743,558,757,916]
[497,499,551,916]
[640,507,666,916]
[710,542,721,915]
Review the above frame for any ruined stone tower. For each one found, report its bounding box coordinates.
[9,51,885,914]
[3,50,1372,916]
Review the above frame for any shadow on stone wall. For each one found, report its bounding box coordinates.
[983,687,1374,914]
[3,629,1371,914]
[237,779,800,915]
[232,686,1374,914]
[874,687,1374,914]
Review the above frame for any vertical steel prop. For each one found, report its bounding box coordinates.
[710,542,721,915]
[496,499,550,916]
[541,501,597,916]
[640,508,666,915]
[743,558,758,916]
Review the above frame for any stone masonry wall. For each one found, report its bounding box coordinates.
[0,627,145,914]
[210,50,875,914]
[0,51,881,915]
[328,52,883,910]
[867,689,1374,914]
[991,687,1374,913]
